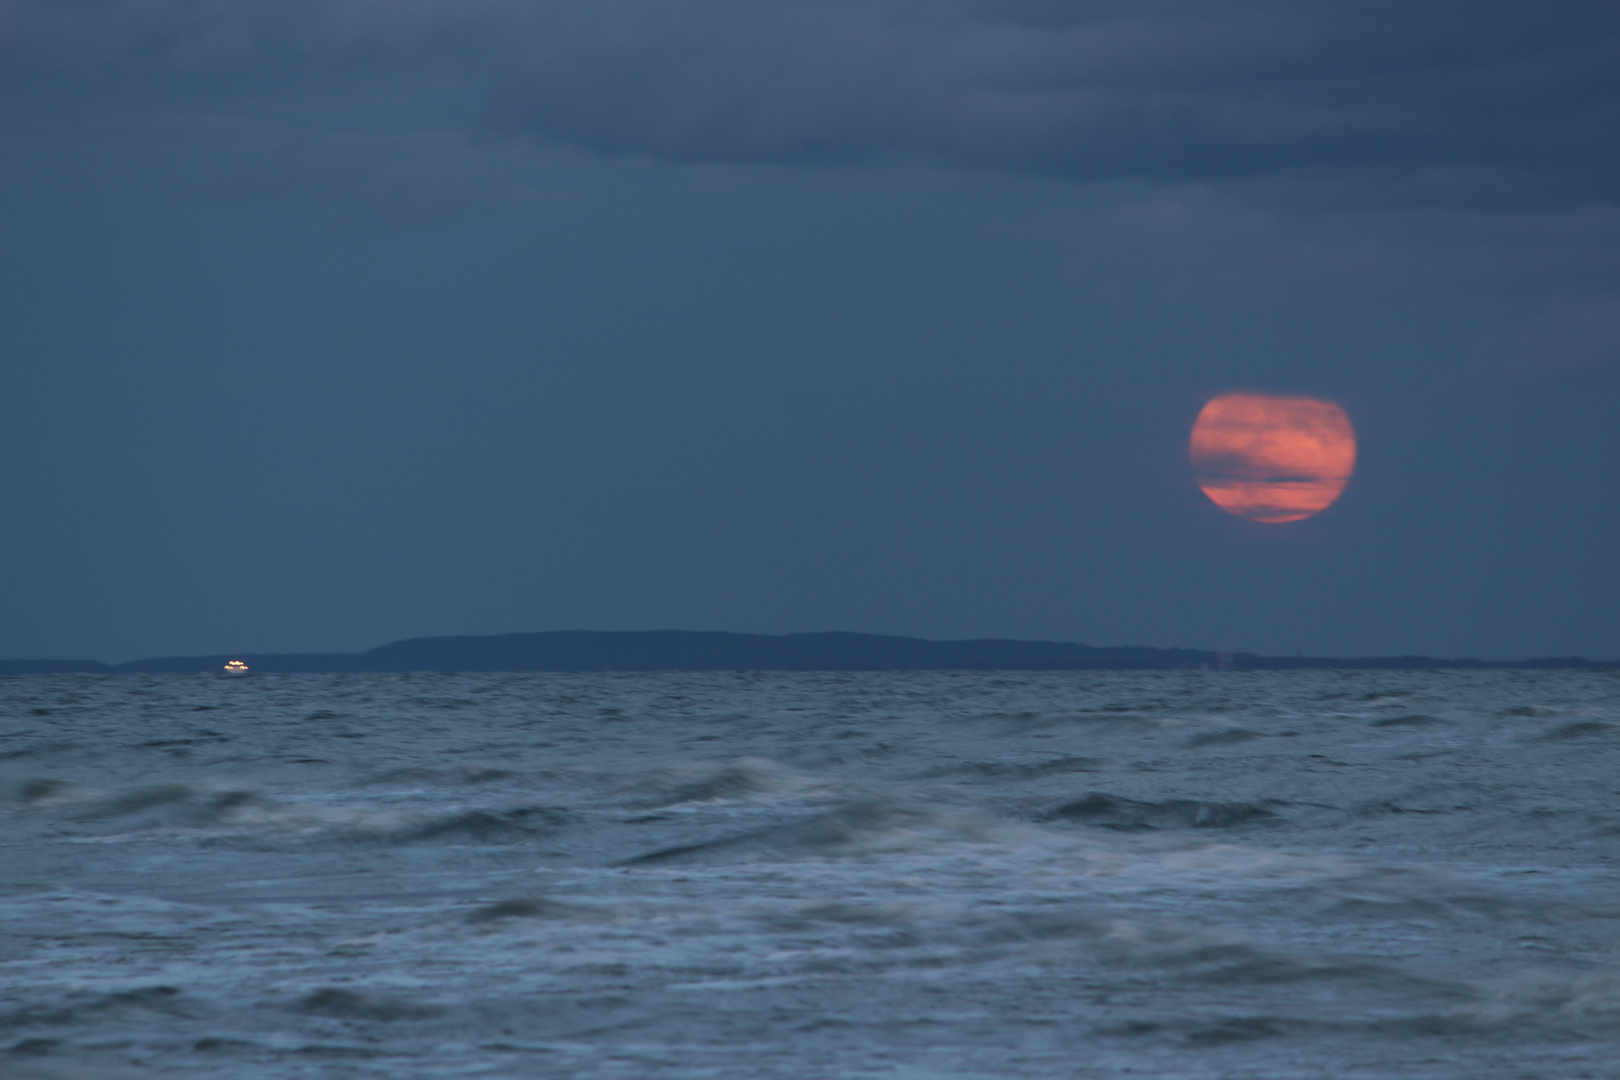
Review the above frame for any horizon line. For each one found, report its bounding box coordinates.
[2,629,1614,674]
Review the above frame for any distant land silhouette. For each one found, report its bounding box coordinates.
[0,630,1612,675]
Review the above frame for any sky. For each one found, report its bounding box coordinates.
[1,0,1617,663]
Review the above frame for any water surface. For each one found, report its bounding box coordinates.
[3,670,1618,1078]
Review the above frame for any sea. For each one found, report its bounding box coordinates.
[2,669,1618,1079]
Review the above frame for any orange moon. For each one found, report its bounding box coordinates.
[1189,392,1356,523]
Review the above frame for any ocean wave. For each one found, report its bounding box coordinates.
[624,800,993,864]
[1039,793,1284,830]
[3,669,1618,1078]
[375,805,572,844]
[624,757,807,807]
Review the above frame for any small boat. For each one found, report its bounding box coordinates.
[222,659,250,675]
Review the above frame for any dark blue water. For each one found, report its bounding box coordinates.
[3,669,1618,1078]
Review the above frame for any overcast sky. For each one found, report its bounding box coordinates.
[2,0,1617,662]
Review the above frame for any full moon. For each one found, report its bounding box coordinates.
[1189,392,1357,523]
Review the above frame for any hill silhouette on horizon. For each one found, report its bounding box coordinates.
[0,630,1610,675]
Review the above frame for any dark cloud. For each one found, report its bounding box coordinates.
[2,3,1618,664]
[4,0,1618,210]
